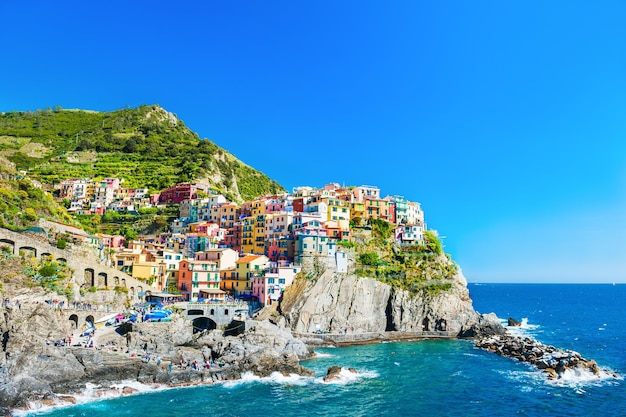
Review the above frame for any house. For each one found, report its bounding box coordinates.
[221,254,269,297]
[177,257,225,302]
[395,224,424,246]
[207,202,239,227]
[158,183,208,204]
[251,264,301,306]
[294,222,331,264]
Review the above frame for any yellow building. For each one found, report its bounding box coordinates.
[221,254,269,297]
[241,200,266,255]
[322,197,351,223]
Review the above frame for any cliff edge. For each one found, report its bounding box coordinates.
[271,250,502,340]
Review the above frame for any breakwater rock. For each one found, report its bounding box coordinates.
[476,334,618,380]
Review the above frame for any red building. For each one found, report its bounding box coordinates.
[158,183,207,204]
[223,223,242,253]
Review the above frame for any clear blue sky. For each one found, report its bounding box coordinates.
[2,1,626,283]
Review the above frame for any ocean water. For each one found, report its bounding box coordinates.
[20,284,626,417]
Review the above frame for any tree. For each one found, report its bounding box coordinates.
[423,230,443,255]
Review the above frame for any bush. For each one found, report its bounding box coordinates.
[359,252,380,266]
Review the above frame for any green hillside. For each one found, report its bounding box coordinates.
[0,105,283,201]
[0,158,73,230]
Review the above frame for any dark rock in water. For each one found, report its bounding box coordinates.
[323,366,357,382]
[508,317,522,327]
[324,366,343,382]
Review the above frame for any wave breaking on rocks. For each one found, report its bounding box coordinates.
[475,333,620,382]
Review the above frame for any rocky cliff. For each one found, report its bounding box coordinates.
[275,253,502,339]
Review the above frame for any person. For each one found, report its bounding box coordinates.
[169,362,173,372]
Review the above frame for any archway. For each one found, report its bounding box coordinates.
[40,252,52,261]
[69,314,78,328]
[0,238,15,255]
[19,246,36,258]
[85,269,95,287]
[192,317,217,334]
[86,315,95,326]
[114,276,120,286]
[97,272,107,288]
[422,317,430,332]
[57,257,67,265]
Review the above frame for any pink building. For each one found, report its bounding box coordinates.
[251,264,301,306]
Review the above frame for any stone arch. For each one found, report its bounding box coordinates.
[0,238,15,255]
[187,309,204,316]
[192,317,217,334]
[85,268,95,287]
[422,317,430,332]
[122,278,127,288]
[97,272,107,288]
[69,314,78,328]
[19,246,37,258]
[57,257,67,265]
[224,309,229,315]
[210,308,215,315]
[86,315,95,326]
[114,276,120,286]
[129,287,135,299]
[40,252,52,261]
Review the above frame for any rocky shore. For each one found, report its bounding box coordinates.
[475,334,619,380]
[0,296,313,416]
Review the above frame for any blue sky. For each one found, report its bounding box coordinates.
[2,1,626,283]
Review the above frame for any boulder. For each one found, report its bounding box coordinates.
[508,317,522,327]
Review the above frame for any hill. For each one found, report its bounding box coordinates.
[0,105,283,201]
[0,157,73,230]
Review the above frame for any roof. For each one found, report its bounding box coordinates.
[237,255,262,263]
[199,289,226,294]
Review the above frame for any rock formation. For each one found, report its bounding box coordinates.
[476,334,618,380]
[276,257,502,338]
[0,291,313,415]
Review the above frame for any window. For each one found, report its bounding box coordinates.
[268,278,275,284]
[279,278,285,284]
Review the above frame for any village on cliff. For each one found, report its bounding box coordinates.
[54,179,427,306]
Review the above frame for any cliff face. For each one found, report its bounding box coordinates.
[278,257,497,337]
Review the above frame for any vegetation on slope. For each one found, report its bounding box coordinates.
[353,219,458,295]
[0,105,283,201]
[0,157,73,230]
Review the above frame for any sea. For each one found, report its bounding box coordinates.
[18,284,626,417]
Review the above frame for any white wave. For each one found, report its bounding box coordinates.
[12,380,166,416]
[223,371,311,388]
[547,367,622,389]
[498,363,622,392]
[310,351,335,359]
[317,368,379,385]
[503,317,540,338]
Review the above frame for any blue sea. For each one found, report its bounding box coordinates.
[20,284,626,417]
